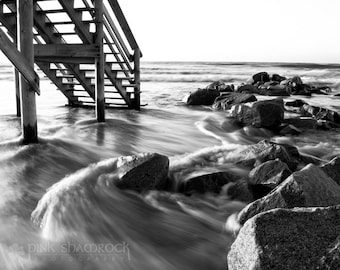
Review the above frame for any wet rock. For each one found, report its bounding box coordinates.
[321,156,340,186]
[115,153,169,191]
[237,164,340,225]
[178,171,238,194]
[301,104,340,124]
[291,76,303,86]
[252,72,270,84]
[212,93,257,110]
[271,74,286,82]
[285,99,307,107]
[223,179,254,203]
[284,117,317,129]
[248,159,292,199]
[237,84,258,94]
[228,206,340,270]
[185,88,221,105]
[230,99,284,129]
[265,85,290,96]
[279,124,302,135]
[234,140,300,171]
[206,80,234,92]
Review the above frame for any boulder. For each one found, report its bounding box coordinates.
[205,80,234,92]
[279,124,302,135]
[271,74,286,82]
[186,88,220,105]
[212,93,257,110]
[222,179,254,203]
[291,76,303,86]
[234,140,300,171]
[301,104,340,124]
[285,99,307,107]
[284,117,317,130]
[114,153,169,191]
[237,164,340,225]
[230,99,284,129]
[178,171,238,194]
[321,157,340,186]
[248,159,292,199]
[228,206,340,270]
[252,72,270,84]
[265,85,290,96]
[237,84,258,94]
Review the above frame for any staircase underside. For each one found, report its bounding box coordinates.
[0,0,141,109]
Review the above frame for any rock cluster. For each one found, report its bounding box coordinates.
[183,72,340,269]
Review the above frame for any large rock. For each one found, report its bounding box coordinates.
[230,99,284,129]
[265,85,290,96]
[185,88,220,105]
[301,104,340,124]
[228,206,340,270]
[284,117,317,130]
[234,140,300,171]
[237,84,258,94]
[237,164,340,225]
[114,153,169,191]
[205,80,234,92]
[212,93,257,110]
[178,171,237,194]
[252,72,270,84]
[248,159,292,199]
[271,74,286,82]
[321,156,340,185]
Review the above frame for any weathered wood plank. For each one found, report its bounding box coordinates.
[34,44,100,58]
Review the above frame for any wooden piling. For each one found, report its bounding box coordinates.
[94,0,105,122]
[13,36,20,117]
[133,48,141,110]
[17,0,38,143]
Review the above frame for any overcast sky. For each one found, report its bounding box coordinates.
[1,0,339,64]
[119,0,340,63]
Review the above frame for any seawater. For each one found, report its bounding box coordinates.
[0,61,340,270]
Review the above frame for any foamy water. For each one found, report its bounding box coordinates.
[0,61,340,269]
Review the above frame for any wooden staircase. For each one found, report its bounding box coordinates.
[0,0,141,109]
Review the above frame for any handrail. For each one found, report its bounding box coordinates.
[106,0,142,56]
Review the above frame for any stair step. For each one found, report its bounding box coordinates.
[45,20,94,25]
[36,7,94,14]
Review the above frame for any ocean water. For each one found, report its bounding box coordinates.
[0,61,340,269]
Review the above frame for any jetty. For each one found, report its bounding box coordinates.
[0,0,141,143]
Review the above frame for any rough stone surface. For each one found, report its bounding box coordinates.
[265,85,290,96]
[271,74,286,82]
[178,171,237,194]
[115,153,169,191]
[212,93,257,110]
[205,80,234,92]
[301,104,340,124]
[228,206,340,270]
[230,99,284,129]
[186,88,220,105]
[234,140,300,171]
[321,157,340,186]
[279,124,302,135]
[237,84,258,94]
[248,159,292,198]
[252,72,270,84]
[237,164,340,225]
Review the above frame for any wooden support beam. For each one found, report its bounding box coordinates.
[133,47,141,110]
[0,28,40,95]
[17,0,38,144]
[94,0,105,122]
[34,44,100,58]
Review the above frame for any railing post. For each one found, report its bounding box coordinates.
[94,0,105,122]
[14,33,20,117]
[17,0,38,143]
[133,48,140,110]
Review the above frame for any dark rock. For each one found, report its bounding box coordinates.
[321,157,340,186]
[248,159,292,199]
[285,99,307,107]
[186,88,220,105]
[230,99,284,129]
[271,74,286,82]
[212,93,257,110]
[222,179,254,202]
[284,117,317,129]
[234,140,300,171]
[178,171,238,194]
[228,205,340,270]
[279,124,302,135]
[237,164,340,225]
[252,72,270,84]
[205,80,234,92]
[301,104,340,124]
[265,85,290,96]
[291,76,303,86]
[237,84,258,94]
[115,153,169,191]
